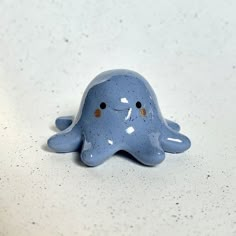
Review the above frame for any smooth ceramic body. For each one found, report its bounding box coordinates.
[48,69,191,166]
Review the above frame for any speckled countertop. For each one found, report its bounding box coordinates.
[0,1,236,236]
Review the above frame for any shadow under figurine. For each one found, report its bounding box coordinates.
[48,69,191,167]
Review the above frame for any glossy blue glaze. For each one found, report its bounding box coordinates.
[48,69,191,166]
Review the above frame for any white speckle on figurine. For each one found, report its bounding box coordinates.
[47,69,191,166]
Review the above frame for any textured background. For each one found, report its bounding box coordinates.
[0,0,236,235]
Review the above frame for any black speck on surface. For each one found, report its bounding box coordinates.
[64,38,69,43]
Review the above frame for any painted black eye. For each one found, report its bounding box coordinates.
[136,101,142,108]
[100,102,106,109]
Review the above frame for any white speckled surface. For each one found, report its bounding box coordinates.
[0,1,236,235]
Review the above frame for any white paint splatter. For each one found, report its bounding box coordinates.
[120,97,128,103]
[126,126,135,134]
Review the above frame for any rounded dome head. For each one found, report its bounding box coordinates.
[78,69,163,127]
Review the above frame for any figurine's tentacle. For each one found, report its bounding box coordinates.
[55,116,73,131]
[80,141,119,167]
[165,119,180,132]
[125,136,165,166]
[160,127,191,153]
[47,125,82,153]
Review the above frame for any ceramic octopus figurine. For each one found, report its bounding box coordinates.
[48,69,191,166]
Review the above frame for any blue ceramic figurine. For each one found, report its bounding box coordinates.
[48,69,191,166]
